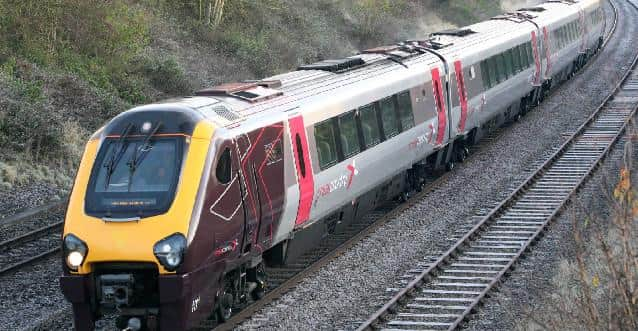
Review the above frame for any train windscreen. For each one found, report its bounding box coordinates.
[85,137,184,219]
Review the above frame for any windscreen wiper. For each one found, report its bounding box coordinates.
[126,122,162,189]
[103,123,133,189]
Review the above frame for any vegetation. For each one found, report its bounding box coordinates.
[524,140,638,330]
[0,0,529,190]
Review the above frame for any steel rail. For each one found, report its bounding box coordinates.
[209,2,623,330]
[0,221,64,276]
[356,1,638,330]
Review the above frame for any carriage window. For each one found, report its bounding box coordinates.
[504,50,514,77]
[488,57,498,87]
[526,42,534,67]
[480,61,490,88]
[512,47,521,73]
[518,45,528,69]
[359,104,381,148]
[337,111,360,159]
[397,92,415,131]
[314,120,338,170]
[494,55,503,82]
[295,134,306,178]
[216,147,232,184]
[379,97,400,138]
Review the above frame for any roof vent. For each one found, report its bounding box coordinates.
[492,12,537,22]
[212,105,241,121]
[298,58,365,73]
[431,28,476,37]
[195,81,283,103]
[518,7,546,12]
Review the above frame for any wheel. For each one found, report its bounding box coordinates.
[250,264,267,301]
[456,147,469,163]
[416,181,425,193]
[216,285,234,322]
[399,191,409,202]
[446,161,455,172]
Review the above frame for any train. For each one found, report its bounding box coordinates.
[59,0,605,330]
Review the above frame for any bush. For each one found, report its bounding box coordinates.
[137,55,193,96]
[525,141,638,330]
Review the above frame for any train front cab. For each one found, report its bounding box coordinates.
[59,107,222,331]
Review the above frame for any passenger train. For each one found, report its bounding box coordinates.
[60,0,605,329]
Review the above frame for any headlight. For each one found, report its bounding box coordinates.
[63,234,88,271]
[153,233,187,272]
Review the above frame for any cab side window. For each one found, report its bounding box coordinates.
[216,147,232,184]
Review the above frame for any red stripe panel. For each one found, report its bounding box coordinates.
[288,115,314,227]
[543,27,552,77]
[453,60,469,133]
[431,68,447,145]
[531,31,542,85]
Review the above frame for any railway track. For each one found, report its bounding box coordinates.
[356,3,637,331]
[198,2,623,330]
[0,221,64,276]
[0,199,66,277]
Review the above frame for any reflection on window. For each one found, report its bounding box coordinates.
[338,111,360,158]
[315,120,338,170]
[397,92,415,131]
[216,147,232,184]
[380,97,399,138]
[95,140,177,193]
[359,104,381,148]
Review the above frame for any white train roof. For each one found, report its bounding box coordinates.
[139,0,599,134]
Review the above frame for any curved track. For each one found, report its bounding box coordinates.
[357,2,638,330]
[5,1,627,330]
[205,4,623,330]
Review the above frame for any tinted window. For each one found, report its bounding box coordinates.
[397,92,415,131]
[359,104,381,147]
[488,57,498,87]
[512,47,521,73]
[216,147,232,184]
[379,97,399,138]
[337,111,360,158]
[504,50,514,77]
[480,61,491,88]
[315,120,338,170]
[526,42,534,67]
[518,45,528,69]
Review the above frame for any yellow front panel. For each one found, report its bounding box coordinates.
[63,122,215,274]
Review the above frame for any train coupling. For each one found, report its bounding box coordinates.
[100,274,135,308]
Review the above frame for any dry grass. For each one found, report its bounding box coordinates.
[521,130,638,331]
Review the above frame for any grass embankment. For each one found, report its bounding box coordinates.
[0,0,513,191]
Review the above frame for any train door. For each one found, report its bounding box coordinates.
[235,124,286,251]
[288,115,314,228]
[208,140,245,261]
[431,66,448,146]
[531,30,543,86]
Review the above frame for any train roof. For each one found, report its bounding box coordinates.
[131,0,599,134]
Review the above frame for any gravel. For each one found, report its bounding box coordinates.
[235,0,638,330]
[461,119,632,331]
[0,184,63,220]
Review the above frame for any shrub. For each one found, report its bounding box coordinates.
[525,140,638,330]
[136,55,193,96]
